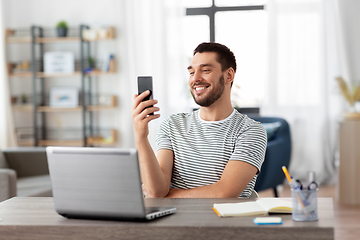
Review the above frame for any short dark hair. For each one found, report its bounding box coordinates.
[193,42,237,73]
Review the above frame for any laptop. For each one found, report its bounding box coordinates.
[46,146,176,221]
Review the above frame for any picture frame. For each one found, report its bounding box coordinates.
[44,52,74,73]
[49,87,79,108]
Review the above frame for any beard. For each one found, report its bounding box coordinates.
[191,75,225,107]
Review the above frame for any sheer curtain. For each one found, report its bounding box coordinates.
[263,0,342,184]
[117,0,188,148]
[336,0,360,98]
[0,0,16,148]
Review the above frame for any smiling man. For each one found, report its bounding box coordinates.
[132,42,267,198]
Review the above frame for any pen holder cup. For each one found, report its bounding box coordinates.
[291,188,318,221]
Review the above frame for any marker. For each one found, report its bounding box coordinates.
[307,171,318,190]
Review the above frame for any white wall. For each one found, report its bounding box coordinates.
[4,0,135,147]
[3,0,116,27]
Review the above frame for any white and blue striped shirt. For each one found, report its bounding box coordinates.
[156,109,267,198]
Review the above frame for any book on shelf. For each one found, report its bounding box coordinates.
[213,198,292,217]
[101,53,115,72]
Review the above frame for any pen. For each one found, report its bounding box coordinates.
[295,179,303,190]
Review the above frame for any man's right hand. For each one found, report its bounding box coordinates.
[131,90,160,139]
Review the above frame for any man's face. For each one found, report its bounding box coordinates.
[187,52,225,107]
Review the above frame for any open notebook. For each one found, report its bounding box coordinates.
[213,198,292,217]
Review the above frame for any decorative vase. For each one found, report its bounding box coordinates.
[57,27,68,37]
[343,102,360,120]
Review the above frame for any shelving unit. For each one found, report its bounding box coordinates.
[36,129,117,147]
[9,70,115,79]
[6,25,117,147]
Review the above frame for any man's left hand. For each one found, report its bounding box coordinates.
[142,184,156,198]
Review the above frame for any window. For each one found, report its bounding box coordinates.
[182,0,267,107]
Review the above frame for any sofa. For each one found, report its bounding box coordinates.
[0,147,52,202]
[251,117,292,197]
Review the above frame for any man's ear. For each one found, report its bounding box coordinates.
[225,67,235,85]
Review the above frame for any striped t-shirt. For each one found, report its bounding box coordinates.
[156,109,267,198]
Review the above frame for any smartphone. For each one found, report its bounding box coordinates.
[137,76,154,115]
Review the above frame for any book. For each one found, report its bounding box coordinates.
[213,198,292,217]
[101,53,114,72]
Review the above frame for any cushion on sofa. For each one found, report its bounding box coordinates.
[0,147,52,201]
[0,150,9,168]
[0,169,17,201]
[262,122,281,141]
[16,174,52,197]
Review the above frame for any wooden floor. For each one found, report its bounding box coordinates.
[258,185,360,240]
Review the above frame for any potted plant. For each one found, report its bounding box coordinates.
[20,93,28,104]
[88,56,95,69]
[56,21,68,37]
[336,76,360,118]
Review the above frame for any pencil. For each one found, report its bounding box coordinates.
[212,207,222,217]
[282,166,292,183]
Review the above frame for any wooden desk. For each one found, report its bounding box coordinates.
[0,197,334,240]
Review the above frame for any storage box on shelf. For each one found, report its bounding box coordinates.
[6,25,117,147]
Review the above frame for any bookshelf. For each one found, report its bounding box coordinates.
[9,70,115,78]
[6,25,117,147]
[13,96,117,112]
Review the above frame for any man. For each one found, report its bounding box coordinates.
[132,42,267,198]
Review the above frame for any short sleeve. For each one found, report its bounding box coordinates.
[156,118,173,152]
[230,122,267,174]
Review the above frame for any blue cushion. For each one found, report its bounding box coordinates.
[262,122,281,141]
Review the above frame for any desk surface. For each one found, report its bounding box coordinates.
[0,197,334,240]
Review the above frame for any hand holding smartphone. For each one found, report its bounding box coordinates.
[137,76,154,115]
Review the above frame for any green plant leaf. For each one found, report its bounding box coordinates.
[56,21,68,28]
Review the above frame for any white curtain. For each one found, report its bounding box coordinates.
[116,0,188,148]
[336,0,360,96]
[0,0,16,148]
[263,0,343,184]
